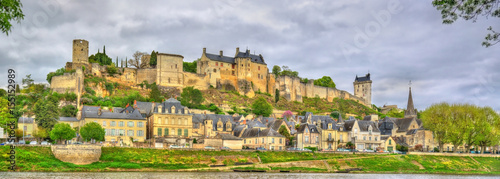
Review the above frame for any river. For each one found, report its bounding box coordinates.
[0,172,498,179]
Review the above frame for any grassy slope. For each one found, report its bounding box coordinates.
[2,146,499,174]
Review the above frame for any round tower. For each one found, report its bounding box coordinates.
[72,39,89,64]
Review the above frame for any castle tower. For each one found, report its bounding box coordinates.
[353,73,372,105]
[404,85,418,118]
[72,39,89,64]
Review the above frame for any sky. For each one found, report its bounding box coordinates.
[1,0,499,112]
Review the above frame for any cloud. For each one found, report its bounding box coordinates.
[0,0,498,112]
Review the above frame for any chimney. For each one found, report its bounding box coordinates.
[98,107,102,116]
[220,50,223,56]
[134,100,137,108]
[203,48,206,54]
[235,47,239,56]
[246,49,250,54]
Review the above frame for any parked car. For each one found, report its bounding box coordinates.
[302,148,312,152]
[30,141,38,145]
[287,147,299,151]
[364,149,374,152]
[256,147,266,151]
[204,146,215,150]
[170,145,182,149]
[18,140,25,144]
[221,146,231,150]
[336,148,350,152]
[41,141,49,145]
[74,142,83,145]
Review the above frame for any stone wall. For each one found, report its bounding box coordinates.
[408,152,500,158]
[204,138,223,148]
[50,68,83,94]
[183,72,209,90]
[120,68,137,83]
[51,144,101,165]
[157,53,184,87]
[136,68,156,84]
[223,140,243,149]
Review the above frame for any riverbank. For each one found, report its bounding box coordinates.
[1,146,499,174]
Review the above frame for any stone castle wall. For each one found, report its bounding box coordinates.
[51,144,101,165]
[50,68,83,94]
[276,75,367,105]
[183,72,210,90]
[137,68,156,84]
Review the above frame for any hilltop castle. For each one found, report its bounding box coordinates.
[50,39,372,106]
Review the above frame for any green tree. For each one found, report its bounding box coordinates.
[0,0,24,35]
[60,105,78,117]
[272,65,281,77]
[313,76,336,88]
[149,50,157,67]
[386,108,404,118]
[15,84,20,93]
[50,123,76,144]
[251,97,273,117]
[149,83,163,102]
[22,74,34,88]
[183,60,198,73]
[180,86,204,108]
[275,89,279,103]
[422,102,451,152]
[80,122,105,142]
[33,95,60,131]
[474,106,500,154]
[432,0,500,47]
[33,127,49,142]
[279,66,299,77]
[89,51,113,66]
[396,144,409,152]
[0,98,16,133]
[0,89,6,97]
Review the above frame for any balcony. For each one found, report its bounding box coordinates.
[326,138,335,142]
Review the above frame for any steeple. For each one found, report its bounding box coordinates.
[404,81,418,118]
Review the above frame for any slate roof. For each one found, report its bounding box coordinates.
[355,73,371,82]
[218,133,242,140]
[246,120,267,128]
[406,129,418,135]
[59,117,78,122]
[233,125,246,137]
[154,98,188,114]
[267,119,286,131]
[395,118,415,133]
[136,101,155,116]
[205,53,236,64]
[235,51,266,65]
[358,120,380,132]
[378,117,396,136]
[240,128,283,138]
[18,117,34,123]
[297,124,320,134]
[207,114,235,131]
[343,120,356,131]
[83,106,145,120]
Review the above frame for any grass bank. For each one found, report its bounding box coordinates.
[1,146,499,174]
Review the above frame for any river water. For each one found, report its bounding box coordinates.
[0,172,498,179]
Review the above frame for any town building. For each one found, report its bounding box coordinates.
[151,98,192,139]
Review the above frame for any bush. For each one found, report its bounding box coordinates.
[84,87,96,95]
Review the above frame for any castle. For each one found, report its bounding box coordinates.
[50,39,372,106]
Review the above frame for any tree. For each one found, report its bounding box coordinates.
[0,0,24,35]
[414,144,423,151]
[33,95,60,131]
[282,110,293,119]
[278,125,291,139]
[149,83,163,102]
[251,97,273,117]
[474,106,500,154]
[128,51,148,69]
[180,86,204,108]
[60,105,78,117]
[432,0,500,47]
[396,144,409,152]
[22,74,34,88]
[80,122,105,142]
[15,84,20,93]
[279,66,299,77]
[313,76,336,88]
[346,142,354,149]
[149,50,157,67]
[386,108,405,118]
[50,123,76,144]
[183,59,198,73]
[272,65,281,77]
[422,102,451,152]
[89,51,112,66]
[0,98,16,133]
[275,89,280,103]
[33,127,49,142]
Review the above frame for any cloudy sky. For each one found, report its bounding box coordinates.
[1,0,499,112]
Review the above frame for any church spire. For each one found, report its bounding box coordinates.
[404,81,417,118]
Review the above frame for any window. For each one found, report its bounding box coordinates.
[232,71,235,75]
[340,134,343,142]
[111,129,116,136]
[178,129,182,136]
[158,128,162,136]
[221,63,223,67]
[255,139,257,144]
[165,118,169,124]
[165,128,169,136]
[258,66,260,70]
[119,121,124,127]
[215,62,218,66]
[137,130,144,137]
[316,136,319,143]
[328,133,332,140]
[127,121,134,127]
[272,138,275,144]
[184,129,188,137]
[244,139,246,144]
[185,119,188,125]
[389,139,392,145]
[262,138,264,143]
[213,69,216,73]
[119,129,125,136]
[305,136,309,143]
[369,137,372,141]
[232,64,235,69]
[138,122,144,127]
[363,136,366,140]
[103,121,106,126]
[279,138,282,144]
[175,64,177,69]
[111,121,116,126]
[375,137,378,141]
[279,146,282,150]
[354,129,357,133]
[127,130,134,136]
